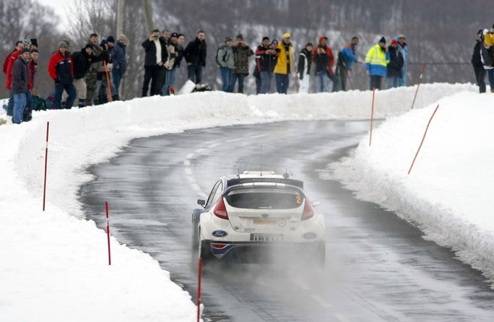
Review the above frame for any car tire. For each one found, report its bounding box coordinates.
[200,239,213,262]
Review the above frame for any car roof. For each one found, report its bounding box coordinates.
[223,171,304,189]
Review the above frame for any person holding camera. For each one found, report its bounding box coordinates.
[141,29,167,96]
[312,36,336,93]
[255,36,279,94]
[232,34,254,94]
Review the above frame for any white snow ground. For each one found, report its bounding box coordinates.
[1,83,493,321]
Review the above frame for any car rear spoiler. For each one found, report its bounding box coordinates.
[227,177,304,189]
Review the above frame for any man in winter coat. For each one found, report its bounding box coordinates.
[336,36,361,91]
[297,42,313,93]
[274,33,294,94]
[48,41,76,109]
[386,39,404,88]
[112,34,127,99]
[71,44,95,107]
[85,33,102,106]
[4,41,24,118]
[141,29,168,96]
[312,36,336,93]
[23,48,39,122]
[184,30,207,84]
[396,34,408,87]
[217,37,235,92]
[365,36,390,90]
[255,37,279,94]
[471,29,485,93]
[11,48,30,124]
[480,29,494,93]
[232,34,254,94]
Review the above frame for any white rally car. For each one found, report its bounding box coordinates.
[192,171,326,264]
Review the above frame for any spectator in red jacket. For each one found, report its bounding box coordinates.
[312,36,338,92]
[48,41,76,109]
[12,48,31,124]
[3,41,24,118]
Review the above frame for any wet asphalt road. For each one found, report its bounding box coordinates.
[80,120,494,321]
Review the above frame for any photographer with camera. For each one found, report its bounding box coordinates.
[141,29,167,96]
[312,36,336,93]
[255,37,279,94]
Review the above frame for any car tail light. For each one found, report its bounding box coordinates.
[302,197,314,220]
[213,197,229,220]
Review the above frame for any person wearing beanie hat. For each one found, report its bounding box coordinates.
[364,36,390,90]
[480,29,494,93]
[106,35,115,43]
[273,31,294,94]
[297,42,313,93]
[71,43,96,107]
[471,29,485,93]
[48,40,76,109]
[386,38,404,88]
[396,33,408,86]
[232,32,254,93]
[216,36,235,92]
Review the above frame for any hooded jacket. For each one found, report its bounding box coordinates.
[274,39,294,75]
[311,37,335,75]
[365,44,390,77]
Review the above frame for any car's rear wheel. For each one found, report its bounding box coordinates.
[200,239,213,262]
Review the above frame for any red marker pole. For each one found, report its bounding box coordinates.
[369,88,375,146]
[411,63,427,110]
[408,104,440,174]
[42,122,50,211]
[196,257,203,322]
[105,201,112,265]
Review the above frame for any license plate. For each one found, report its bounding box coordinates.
[250,234,283,242]
[253,218,277,225]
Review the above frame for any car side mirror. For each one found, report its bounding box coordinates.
[197,199,206,207]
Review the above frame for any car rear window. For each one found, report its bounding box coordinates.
[225,188,304,209]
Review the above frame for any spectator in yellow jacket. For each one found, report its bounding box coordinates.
[274,33,294,94]
[365,36,390,90]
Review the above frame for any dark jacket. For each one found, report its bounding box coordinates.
[173,45,185,68]
[481,44,493,68]
[184,37,207,67]
[297,48,312,79]
[72,48,95,80]
[471,41,483,68]
[12,55,29,94]
[255,44,278,72]
[112,41,127,74]
[387,45,404,78]
[142,38,168,67]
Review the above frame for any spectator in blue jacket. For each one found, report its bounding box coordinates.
[336,36,361,91]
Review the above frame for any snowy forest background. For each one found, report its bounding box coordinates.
[0,0,491,98]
